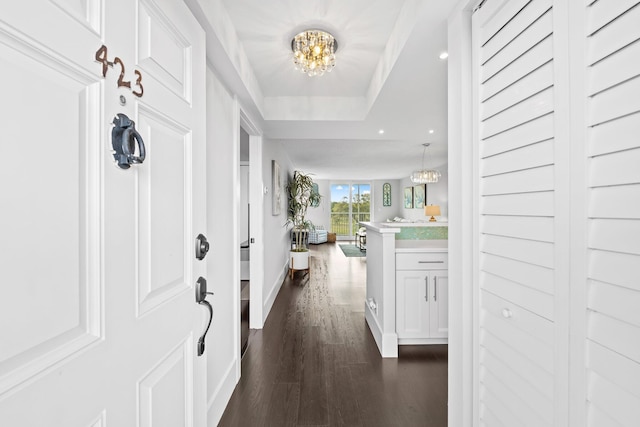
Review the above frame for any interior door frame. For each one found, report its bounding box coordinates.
[239,110,264,330]
[447,1,479,425]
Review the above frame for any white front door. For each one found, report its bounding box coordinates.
[0,0,207,425]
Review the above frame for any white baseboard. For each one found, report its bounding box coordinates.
[262,259,288,324]
[206,358,238,426]
[364,302,398,358]
[398,337,448,345]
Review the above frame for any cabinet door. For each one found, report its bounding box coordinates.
[396,271,430,338]
[429,270,449,338]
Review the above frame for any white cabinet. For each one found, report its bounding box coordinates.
[396,252,448,343]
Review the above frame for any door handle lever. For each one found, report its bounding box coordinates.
[195,277,213,356]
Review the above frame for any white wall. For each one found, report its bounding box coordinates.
[371,179,403,222]
[260,139,294,318]
[305,179,331,229]
[205,67,240,424]
[399,166,449,221]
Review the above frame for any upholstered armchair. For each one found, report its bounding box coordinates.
[308,225,328,244]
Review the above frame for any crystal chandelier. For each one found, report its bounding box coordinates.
[291,29,337,77]
[410,143,441,184]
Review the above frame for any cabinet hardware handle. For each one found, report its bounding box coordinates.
[425,277,429,301]
[502,308,512,319]
[434,276,438,301]
[418,261,444,264]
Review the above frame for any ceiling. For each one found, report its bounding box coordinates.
[192,0,455,180]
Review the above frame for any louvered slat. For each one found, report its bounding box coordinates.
[587,3,640,64]
[482,88,553,137]
[481,140,553,176]
[481,61,553,121]
[482,290,554,340]
[589,148,640,187]
[482,254,554,295]
[482,36,553,102]
[481,330,554,393]
[588,111,640,156]
[588,77,640,126]
[481,215,554,242]
[587,371,640,426]
[481,9,553,82]
[589,249,640,292]
[478,0,532,48]
[588,218,640,255]
[588,311,640,363]
[481,113,553,158]
[588,39,640,95]
[590,185,640,219]
[588,340,640,400]
[482,0,551,64]
[586,0,638,36]
[481,273,554,320]
[481,234,553,268]
[481,368,552,426]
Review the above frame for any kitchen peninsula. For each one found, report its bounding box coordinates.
[361,221,448,358]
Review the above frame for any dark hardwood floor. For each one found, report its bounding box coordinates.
[219,242,448,427]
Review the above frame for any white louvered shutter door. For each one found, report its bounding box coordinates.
[584,0,640,425]
[473,1,557,425]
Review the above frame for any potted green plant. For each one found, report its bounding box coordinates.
[286,171,321,275]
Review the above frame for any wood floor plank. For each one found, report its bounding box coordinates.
[265,383,301,427]
[297,326,328,425]
[218,242,448,427]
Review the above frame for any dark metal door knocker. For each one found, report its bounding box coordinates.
[111,113,146,169]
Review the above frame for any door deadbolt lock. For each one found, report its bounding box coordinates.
[195,234,209,260]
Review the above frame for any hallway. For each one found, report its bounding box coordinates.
[219,243,448,426]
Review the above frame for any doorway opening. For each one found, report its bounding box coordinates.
[330,182,371,240]
[239,127,250,356]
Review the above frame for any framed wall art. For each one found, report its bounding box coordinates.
[272,160,281,215]
[413,184,426,209]
[383,183,391,206]
[404,187,413,209]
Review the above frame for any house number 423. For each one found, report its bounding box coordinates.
[95,45,144,98]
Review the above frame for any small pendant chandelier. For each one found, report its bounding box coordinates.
[291,29,337,77]
[410,143,441,184]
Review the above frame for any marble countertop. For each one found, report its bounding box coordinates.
[380,221,448,227]
[361,221,447,231]
[395,239,448,253]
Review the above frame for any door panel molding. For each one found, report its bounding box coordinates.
[137,0,192,103]
[0,30,102,397]
[51,0,102,36]
[135,105,192,317]
[138,337,193,427]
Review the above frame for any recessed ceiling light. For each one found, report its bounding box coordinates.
[439,52,448,59]
[429,129,434,134]
[378,129,384,134]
